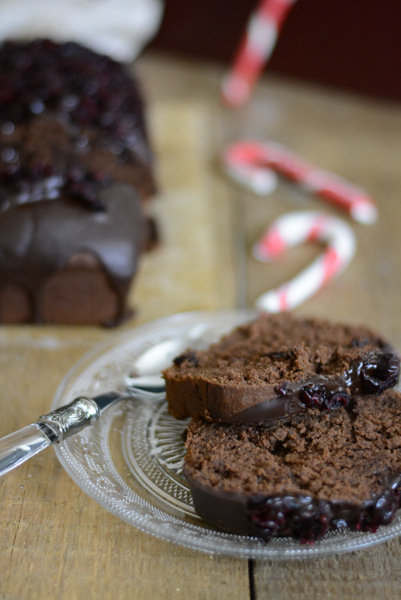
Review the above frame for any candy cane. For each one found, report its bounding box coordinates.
[221,0,298,107]
[222,141,378,224]
[253,211,356,313]
[223,159,278,196]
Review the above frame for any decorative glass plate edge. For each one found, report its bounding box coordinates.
[51,310,401,559]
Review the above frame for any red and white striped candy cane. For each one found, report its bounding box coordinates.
[253,211,356,312]
[223,157,278,196]
[221,0,298,107]
[222,141,378,224]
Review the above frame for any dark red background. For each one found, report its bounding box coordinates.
[150,0,401,103]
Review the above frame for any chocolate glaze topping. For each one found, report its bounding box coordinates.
[0,183,145,323]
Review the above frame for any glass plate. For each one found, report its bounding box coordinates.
[52,310,401,559]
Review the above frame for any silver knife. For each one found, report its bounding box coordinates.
[0,387,165,477]
[0,334,192,478]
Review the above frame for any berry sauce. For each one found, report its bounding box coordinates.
[276,351,399,415]
[0,39,147,212]
[0,39,146,149]
[0,161,111,212]
[247,483,401,543]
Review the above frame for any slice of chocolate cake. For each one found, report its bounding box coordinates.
[163,314,399,422]
[184,390,401,543]
[0,39,157,325]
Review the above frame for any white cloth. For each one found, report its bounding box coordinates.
[0,0,164,61]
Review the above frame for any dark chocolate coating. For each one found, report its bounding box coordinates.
[0,183,145,323]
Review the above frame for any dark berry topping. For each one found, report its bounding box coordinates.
[0,39,148,213]
[0,39,146,152]
[247,495,296,538]
[359,353,400,394]
[274,383,290,396]
[354,489,401,533]
[0,161,109,212]
[247,495,332,543]
[247,486,401,543]
[299,384,327,409]
[299,384,351,412]
[324,391,351,410]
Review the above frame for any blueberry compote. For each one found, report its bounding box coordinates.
[0,161,110,212]
[274,351,399,416]
[358,352,400,394]
[0,39,147,212]
[298,384,351,411]
[247,483,401,543]
[247,495,332,544]
[0,39,146,150]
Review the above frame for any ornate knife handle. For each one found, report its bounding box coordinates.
[0,397,100,477]
[0,388,162,477]
[38,397,100,441]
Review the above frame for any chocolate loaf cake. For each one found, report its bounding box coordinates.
[184,390,401,543]
[0,39,157,325]
[164,314,399,422]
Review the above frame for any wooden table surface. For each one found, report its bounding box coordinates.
[1,52,401,600]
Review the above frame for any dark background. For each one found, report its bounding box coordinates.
[150,0,401,103]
